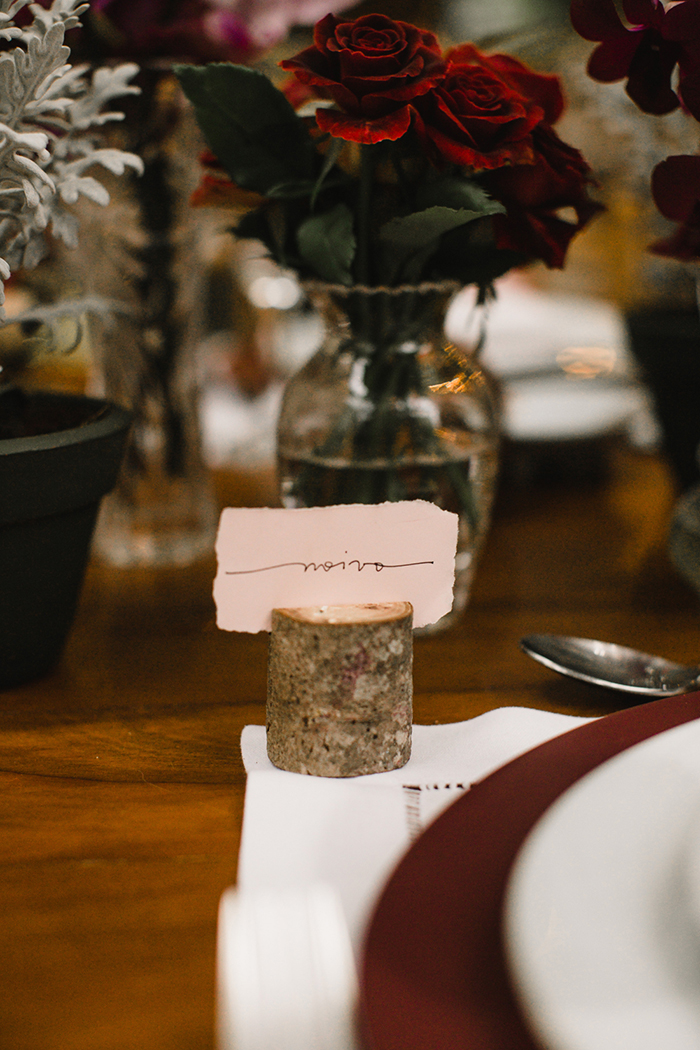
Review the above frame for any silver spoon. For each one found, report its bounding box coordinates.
[520,634,700,697]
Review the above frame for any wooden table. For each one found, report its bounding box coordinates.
[1,445,698,1050]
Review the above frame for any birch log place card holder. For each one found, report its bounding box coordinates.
[213,502,459,777]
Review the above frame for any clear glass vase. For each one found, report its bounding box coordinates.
[276,282,501,632]
[86,71,218,567]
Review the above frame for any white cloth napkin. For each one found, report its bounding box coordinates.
[239,707,592,948]
[219,708,593,1050]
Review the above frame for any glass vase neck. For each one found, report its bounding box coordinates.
[303,281,461,357]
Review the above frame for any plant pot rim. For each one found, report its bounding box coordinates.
[0,390,133,526]
[0,390,131,457]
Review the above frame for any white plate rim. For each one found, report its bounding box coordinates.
[503,717,700,1050]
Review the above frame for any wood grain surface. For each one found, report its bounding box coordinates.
[1,449,697,1050]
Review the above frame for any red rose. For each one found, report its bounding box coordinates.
[413,45,558,170]
[452,45,565,123]
[482,124,602,267]
[281,75,317,111]
[279,13,444,143]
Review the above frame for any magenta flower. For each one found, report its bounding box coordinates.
[88,0,358,64]
[224,0,359,52]
[570,0,700,117]
[649,153,700,258]
[87,0,252,62]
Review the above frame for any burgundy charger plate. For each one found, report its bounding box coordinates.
[360,694,700,1050]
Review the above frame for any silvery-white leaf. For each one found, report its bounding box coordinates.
[31,201,49,230]
[48,204,78,247]
[58,173,110,205]
[24,96,75,117]
[68,63,141,128]
[75,112,125,128]
[19,28,70,83]
[0,123,49,151]
[38,63,85,99]
[0,2,29,22]
[21,233,48,270]
[34,62,79,104]
[0,0,143,326]
[26,1,87,35]
[12,153,55,188]
[92,62,140,95]
[21,175,39,207]
[70,148,144,177]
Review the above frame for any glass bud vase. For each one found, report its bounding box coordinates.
[87,71,218,567]
[276,282,501,633]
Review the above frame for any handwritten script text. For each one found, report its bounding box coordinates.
[226,558,434,576]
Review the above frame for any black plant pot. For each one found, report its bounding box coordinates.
[0,390,131,688]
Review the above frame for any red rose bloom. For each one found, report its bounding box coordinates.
[279,13,444,143]
[482,123,602,267]
[281,75,318,111]
[570,0,700,117]
[457,46,565,124]
[413,45,562,170]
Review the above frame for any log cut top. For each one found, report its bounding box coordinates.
[274,602,413,625]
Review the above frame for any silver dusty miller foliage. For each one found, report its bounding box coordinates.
[0,0,143,322]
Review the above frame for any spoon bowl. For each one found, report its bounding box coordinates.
[520,634,700,697]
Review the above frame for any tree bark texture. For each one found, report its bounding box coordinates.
[266,602,413,777]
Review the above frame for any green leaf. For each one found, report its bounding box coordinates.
[174,63,316,196]
[379,205,497,283]
[415,176,505,216]
[297,203,355,285]
[380,206,496,249]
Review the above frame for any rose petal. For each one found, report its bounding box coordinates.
[315,104,412,142]
[281,11,444,122]
[463,48,564,123]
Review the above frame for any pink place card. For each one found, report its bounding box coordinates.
[213,501,459,632]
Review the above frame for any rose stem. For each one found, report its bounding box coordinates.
[356,143,375,286]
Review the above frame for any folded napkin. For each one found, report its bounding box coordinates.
[219,709,593,1050]
[239,707,593,949]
